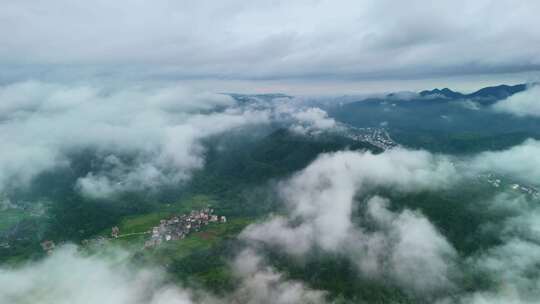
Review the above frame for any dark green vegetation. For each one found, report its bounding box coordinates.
[267,251,415,303]
[418,84,527,104]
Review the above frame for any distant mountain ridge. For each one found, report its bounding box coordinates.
[419,87,464,99]
[418,83,529,104]
[226,83,532,107]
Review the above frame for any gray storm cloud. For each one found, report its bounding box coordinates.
[1,1,539,81]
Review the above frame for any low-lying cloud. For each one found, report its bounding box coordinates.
[242,148,459,294]
[493,85,540,117]
[0,81,261,197]
[4,79,540,302]
[0,81,340,199]
[0,245,197,304]
[271,104,339,135]
[230,249,326,304]
[469,138,540,184]
[0,245,325,304]
[435,192,540,304]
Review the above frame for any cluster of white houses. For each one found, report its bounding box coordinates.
[144,208,226,248]
[344,127,397,150]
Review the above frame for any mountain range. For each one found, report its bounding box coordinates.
[418,83,528,104]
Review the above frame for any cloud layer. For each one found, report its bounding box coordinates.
[1,1,539,81]
[0,81,343,198]
[0,245,196,304]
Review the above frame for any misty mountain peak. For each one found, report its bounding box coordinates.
[419,87,463,99]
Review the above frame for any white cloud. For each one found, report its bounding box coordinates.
[0,245,197,304]
[0,245,325,304]
[493,85,540,117]
[0,80,349,198]
[469,139,540,184]
[236,133,540,299]
[289,107,337,135]
[463,240,540,303]
[362,197,457,294]
[268,102,338,135]
[0,81,269,197]
[434,192,540,304]
[240,140,540,298]
[230,249,326,304]
[242,148,458,294]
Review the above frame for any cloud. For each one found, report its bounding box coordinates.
[359,196,458,294]
[469,139,540,184]
[432,192,540,304]
[278,105,338,135]
[242,148,458,294]
[0,81,269,197]
[0,245,197,304]
[5,124,540,301]
[240,140,540,298]
[239,138,540,296]
[0,80,347,199]
[387,91,420,101]
[1,1,539,82]
[459,100,481,111]
[0,245,326,304]
[230,249,326,304]
[493,85,540,117]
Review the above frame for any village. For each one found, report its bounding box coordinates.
[343,126,397,150]
[143,207,226,248]
[40,208,226,254]
[482,173,540,198]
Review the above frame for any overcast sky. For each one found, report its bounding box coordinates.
[1,0,540,94]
